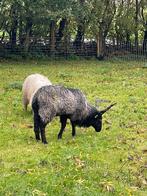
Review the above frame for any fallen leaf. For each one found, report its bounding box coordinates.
[74,157,85,168]
[99,181,115,192]
[142,149,147,154]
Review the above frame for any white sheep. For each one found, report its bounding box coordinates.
[22,74,52,110]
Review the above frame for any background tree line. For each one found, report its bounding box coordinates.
[0,0,146,59]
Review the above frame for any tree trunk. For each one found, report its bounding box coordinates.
[115,25,120,48]
[63,20,70,57]
[126,32,131,50]
[56,18,67,46]
[126,32,130,44]
[143,22,147,54]
[23,17,32,54]
[74,23,85,52]
[49,20,56,56]
[10,4,18,51]
[73,0,85,54]
[19,14,23,45]
[135,0,139,50]
[96,31,105,60]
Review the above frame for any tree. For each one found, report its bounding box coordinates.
[140,0,147,52]
[72,0,90,52]
[90,0,116,59]
[0,0,146,58]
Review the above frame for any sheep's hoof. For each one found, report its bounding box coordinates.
[58,135,62,139]
[43,141,48,144]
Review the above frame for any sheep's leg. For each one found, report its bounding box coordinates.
[71,121,76,137]
[40,122,48,144]
[24,104,27,111]
[34,112,40,141]
[22,93,29,111]
[23,98,28,111]
[58,116,67,139]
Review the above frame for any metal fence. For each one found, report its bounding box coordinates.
[0,36,147,61]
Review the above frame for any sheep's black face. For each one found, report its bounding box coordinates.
[92,113,102,132]
[89,103,116,132]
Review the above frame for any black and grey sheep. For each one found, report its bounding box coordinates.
[22,74,52,110]
[32,85,116,144]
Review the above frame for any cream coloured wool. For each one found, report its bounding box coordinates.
[22,74,52,110]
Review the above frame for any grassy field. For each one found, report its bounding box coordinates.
[0,59,147,195]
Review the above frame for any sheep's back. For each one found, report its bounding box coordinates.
[22,74,52,106]
[33,85,88,121]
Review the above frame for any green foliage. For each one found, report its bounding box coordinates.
[0,60,147,195]
[0,0,146,44]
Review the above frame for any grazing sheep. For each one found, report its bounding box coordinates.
[32,85,116,144]
[22,74,52,110]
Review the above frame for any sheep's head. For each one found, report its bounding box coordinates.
[92,103,116,132]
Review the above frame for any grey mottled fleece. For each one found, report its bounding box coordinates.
[32,85,92,124]
[32,85,116,144]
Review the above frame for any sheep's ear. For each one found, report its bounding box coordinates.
[100,103,116,115]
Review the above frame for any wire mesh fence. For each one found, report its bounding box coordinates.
[0,35,147,61]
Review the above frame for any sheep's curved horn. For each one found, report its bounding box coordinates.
[100,103,117,115]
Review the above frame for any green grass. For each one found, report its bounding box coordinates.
[0,59,147,195]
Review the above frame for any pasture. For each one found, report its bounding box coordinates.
[0,59,147,195]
